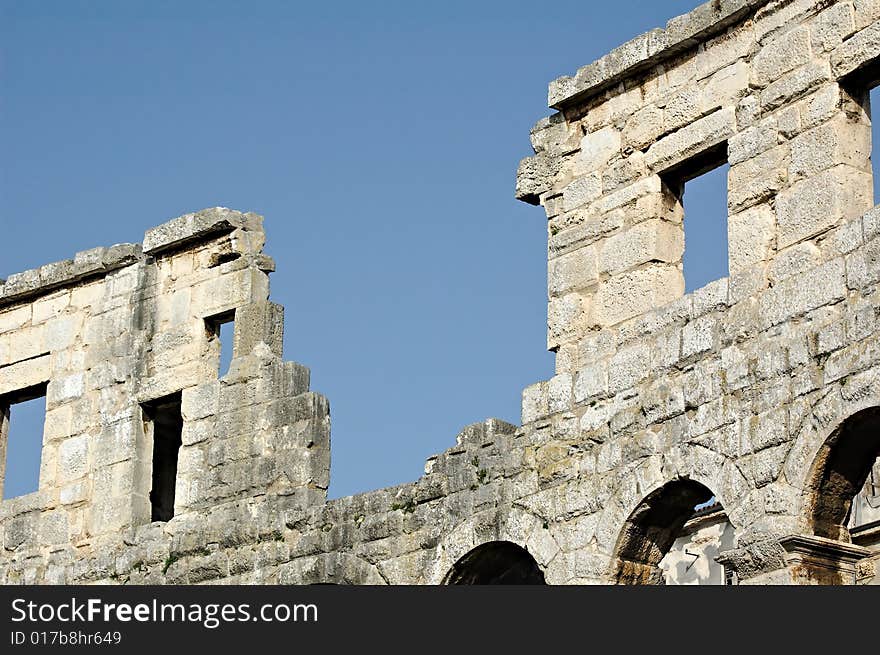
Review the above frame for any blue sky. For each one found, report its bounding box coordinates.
[0,0,818,499]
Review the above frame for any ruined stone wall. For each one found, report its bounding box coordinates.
[0,209,330,583]
[2,0,880,585]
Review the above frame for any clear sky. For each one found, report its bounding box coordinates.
[0,0,825,499]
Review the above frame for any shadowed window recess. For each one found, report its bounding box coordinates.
[141,394,183,522]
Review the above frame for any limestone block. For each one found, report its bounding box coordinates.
[0,354,49,395]
[529,113,579,157]
[32,291,70,325]
[548,374,573,413]
[143,207,254,255]
[548,247,598,297]
[830,18,880,78]
[854,0,880,30]
[776,166,873,248]
[573,363,608,404]
[800,83,840,130]
[592,264,683,327]
[2,269,41,299]
[651,325,683,370]
[598,220,683,274]
[36,510,69,546]
[46,315,80,351]
[576,328,616,365]
[728,144,787,204]
[646,107,736,173]
[777,106,801,139]
[623,104,664,151]
[60,480,87,505]
[642,381,685,424]
[181,383,220,422]
[169,288,192,327]
[728,204,776,274]
[601,152,647,193]
[548,293,587,349]
[701,61,749,112]
[70,282,105,313]
[0,324,46,365]
[692,278,729,317]
[43,404,74,442]
[93,419,137,467]
[812,2,857,52]
[0,305,31,334]
[728,121,777,166]
[106,267,140,298]
[576,126,620,174]
[735,94,761,129]
[789,114,871,180]
[515,154,563,205]
[595,175,662,214]
[751,26,812,88]
[768,242,821,284]
[234,301,285,358]
[846,234,880,289]
[192,268,270,319]
[758,258,846,328]
[562,173,602,212]
[664,86,703,134]
[682,315,716,360]
[694,8,757,79]
[58,435,89,483]
[608,342,651,393]
[760,60,831,111]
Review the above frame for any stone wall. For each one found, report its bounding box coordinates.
[2,0,880,584]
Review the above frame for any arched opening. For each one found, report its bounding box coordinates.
[443,541,546,585]
[612,479,733,585]
[807,407,880,543]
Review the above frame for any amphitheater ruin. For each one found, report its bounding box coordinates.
[2,0,880,585]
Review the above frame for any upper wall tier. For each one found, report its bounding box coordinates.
[516,0,880,368]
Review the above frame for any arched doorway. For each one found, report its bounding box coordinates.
[807,407,880,543]
[443,541,546,584]
[612,479,732,584]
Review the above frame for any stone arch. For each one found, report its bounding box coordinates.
[610,478,720,584]
[423,506,550,584]
[783,375,880,528]
[442,541,546,585]
[803,406,880,542]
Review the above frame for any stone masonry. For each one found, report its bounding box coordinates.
[3,0,880,584]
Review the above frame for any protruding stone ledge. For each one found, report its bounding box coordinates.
[779,534,873,584]
[0,207,268,309]
[143,206,262,255]
[0,243,142,308]
[548,0,769,110]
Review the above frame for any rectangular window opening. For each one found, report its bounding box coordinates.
[839,72,876,206]
[0,383,48,500]
[663,144,730,294]
[141,393,183,522]
[206,311,235,377]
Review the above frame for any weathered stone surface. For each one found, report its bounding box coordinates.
[3,0,880,588]
[645,108,736,172]
[547,0,770,108]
